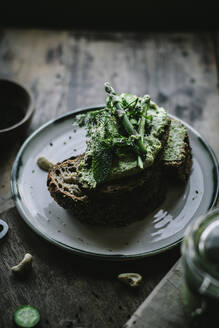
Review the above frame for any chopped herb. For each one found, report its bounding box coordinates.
[72,83,168,189]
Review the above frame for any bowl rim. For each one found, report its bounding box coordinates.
[0,79,35,133]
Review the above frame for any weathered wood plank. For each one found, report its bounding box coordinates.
[0,207,179,328]
[0,30,70,212]
[124,260,186,328]
[125,203,219,328]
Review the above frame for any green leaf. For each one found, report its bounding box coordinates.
[92,147,113,184]
[121,93,138,108]
[130,118,138,125]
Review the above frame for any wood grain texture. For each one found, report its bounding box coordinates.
[0,29,219,328]
[0,207,179,328]
[124,202,219,328]
[124,260,186,328]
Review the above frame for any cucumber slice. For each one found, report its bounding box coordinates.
[14,305,40,327]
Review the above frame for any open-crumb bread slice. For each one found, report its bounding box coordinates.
[47,155,166,226]
[47,118,193,226]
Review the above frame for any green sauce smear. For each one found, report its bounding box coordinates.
[73,84,168,189]
[163,119,187,162]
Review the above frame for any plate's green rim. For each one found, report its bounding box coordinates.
[11,105,219,261]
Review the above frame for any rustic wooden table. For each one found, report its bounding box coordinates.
[0,29,219,328]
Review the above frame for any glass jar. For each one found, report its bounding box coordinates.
[181,208,219,327]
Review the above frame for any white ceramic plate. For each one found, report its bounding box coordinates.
[11,106,219,260]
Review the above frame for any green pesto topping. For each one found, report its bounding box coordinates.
[74,83,168,189]
[163,119,187,162]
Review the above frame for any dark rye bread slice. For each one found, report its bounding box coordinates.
[47,121,171,226]
[71,173,165,226]
[47,118,192,226]
[47,155,165,226]
[162,119,192,182]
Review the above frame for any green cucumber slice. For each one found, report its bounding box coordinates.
[14,305,40,327]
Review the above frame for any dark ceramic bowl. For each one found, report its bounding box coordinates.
[0,79,35,145]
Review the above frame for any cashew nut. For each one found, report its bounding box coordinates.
[118,273,142,287]
[37,157,54,171]
[11,253,33,274]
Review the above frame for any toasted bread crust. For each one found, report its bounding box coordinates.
[47,157,165,226]
[47,155,87,205]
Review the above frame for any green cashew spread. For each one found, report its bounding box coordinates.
[74,84,168,189]
[163,119,187,162]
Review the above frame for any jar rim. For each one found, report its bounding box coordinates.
[182,208,219,297]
